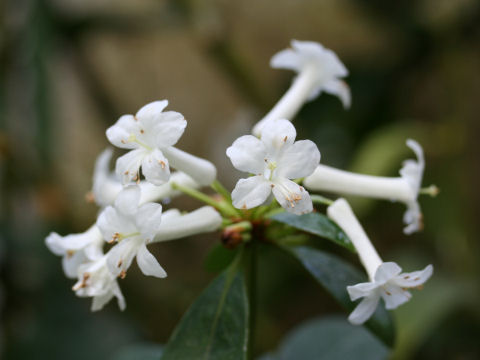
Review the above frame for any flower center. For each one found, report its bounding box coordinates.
[127,134,152,151]
[110,231,141,243]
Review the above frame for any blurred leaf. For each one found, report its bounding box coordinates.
[204,244,238,272]
[285,245,395,346]
[272,212,354,252]
[392,275,474,359]
[259,316,389,360]
[161,268,249,360]
[112,344,163,360]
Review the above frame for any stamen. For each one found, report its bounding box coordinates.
[420,185,439,197]
[159,160,166,169]
[66,250,75,259]
[117,260,123,268]
[283,136,288,142]
[119,270,127,279]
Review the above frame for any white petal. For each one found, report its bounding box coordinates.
[270,48,301,70]
[272,178,313,214]
[381,284,412,310]
[45,233,68,255]
[91,291,114,312]
[142,111,187,148]
[403,201,423,235]
[348,295,380,325]
[106,115,141,149]
[135,100,169,121]
[261,119,296,155]
[106,238,140,277]
[400,139,425,194]
[115,148,147,184]
[141,148,171,185]
[322,79,351,108]
[62,251,86,279]
[135,202,163,241]
[391,264,433,288]
[162,146,216,186]
[347,281,379,301]
[136,243,167,278]
[97,206,136,243]
[114,185,140,216]
[226,135,267,174]
[154,206,222,243]
[374,262,402,284]
[276,140,320,179]
[231,176,272,210]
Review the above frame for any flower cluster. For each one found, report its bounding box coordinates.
[46,40,435,327]
[47,102,222,310]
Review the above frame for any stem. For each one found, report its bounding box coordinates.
[211,179,232,201]
[171,182,238,218]
[311,194,334,206]
[245,240,257,360]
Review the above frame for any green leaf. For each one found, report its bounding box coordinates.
[271,212,354,251]
[204,244,238,273]
[112,344,163,360]
[286,245,395,346]
[260,316,389,360]
[161,268,249,360]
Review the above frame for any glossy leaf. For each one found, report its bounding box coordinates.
[260,316,389,360]
[161,269,249,360]
[113,344,163,360]
[272,212,354,251]
[204,244,238,273]
[286,245,395,346]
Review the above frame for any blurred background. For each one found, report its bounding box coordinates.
[1,0,480,359]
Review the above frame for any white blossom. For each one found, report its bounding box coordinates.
[96,185,165,279]
[347,262,433,325]
[327,198,433,325]
[45,225,104,279]
[227,119,320,214]
[305,139,426,234]
[253,40,350,137]
[73,256,126,312]
[106,100,216,186]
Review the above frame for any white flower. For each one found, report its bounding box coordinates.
[304,139,426,234]
[97,185,165,279]
[227,119,320,214]
[347,262,433,325]
[90,148,123,208]
[106,100,217,186]
[327,198,433,325]
[73,256,126,312]
[253,40,350,137]
[45,225,104,279]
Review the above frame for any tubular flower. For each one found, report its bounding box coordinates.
[106,100,216,186]
[227,119,320,214]
[327,198,433,325]
[45,225,104,279]
[96,185,165,279]
[253,40,350,137]
[304,139,426,234]
[73,255,126,312]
